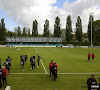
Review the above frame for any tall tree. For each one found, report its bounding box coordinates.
[66,15,72,41]
[0,18,6,41]
[28,28,31,36]
[14,27,18,36]
[22,27,27,36]
[54,16,61,37]
[43,19,49,37]
[87,14,95,42]
[75,16,82,41]
[93,20,100,42]
[32,20,38,37]
[17,26,21,36]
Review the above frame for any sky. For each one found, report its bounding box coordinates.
[0,0,100,34]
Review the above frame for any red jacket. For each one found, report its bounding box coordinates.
[49,62,53,69]
[55,64,58,71]
[2,69,7,77]
[92,54,95,58]
[88,54,91,58]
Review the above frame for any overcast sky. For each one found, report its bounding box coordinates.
[0,0,100,34]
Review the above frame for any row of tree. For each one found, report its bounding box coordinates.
[0,15,100,42]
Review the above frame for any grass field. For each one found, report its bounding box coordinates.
[0,47,100,90]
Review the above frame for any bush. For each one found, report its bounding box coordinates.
[93,42,100,46]
[62,41,91,46]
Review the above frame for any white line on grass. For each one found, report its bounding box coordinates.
[10,73,46,75]
[5,86,11,90]
[10,72,100,75]
[34,47,47,74]
[57,72,100,75]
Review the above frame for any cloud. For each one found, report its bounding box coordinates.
[0,0,100,34]
[0,0,57,34]
[63,0,100,32]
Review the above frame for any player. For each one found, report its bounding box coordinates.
[2,66,7,88]
[0,59,3,89]
[92,52,95,62]
[87,74,97,90]
[33,55,35,60]
[6,56,12,71]
[3,60,11,76]
[49,60,53,76]
[0,59,1,68]
[30,56,32,69]
[30,56,36,70]
[88,52,91,62]
[20,54,23,66]
[21,55,25,71]
[37,54,41,67]
[25,54,27,64]
[52,61,58,82]
[6,56,11,62]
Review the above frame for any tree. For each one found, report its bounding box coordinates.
[28,28,31,36]
[75,16,82,41]
[32,20,38,37]
[6,30,14,36]
[82,33,88,41]
[54,16,61,37]
[66,15,72,41]
[17,26,21,36]
[87,14,95,42]
[22,27,27,36]
[0,18,6,41]
[14,27,18,36]
[43,20,49,37]
[93,20,100,42]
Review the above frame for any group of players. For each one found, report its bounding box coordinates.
[0,56,12,89]
[1,56,12,76]
[49,60,58,82]
[88,52,95,62]
[0,52,96,89]
[20,54,41,71]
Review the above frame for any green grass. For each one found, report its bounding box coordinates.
[0,47,100,90]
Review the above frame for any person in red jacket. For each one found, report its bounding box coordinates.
[92,52,95,62]
[49,60,53,76]
[88,52,91,62]
[2,66,7,88]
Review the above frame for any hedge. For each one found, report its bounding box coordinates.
[61,41,100,46]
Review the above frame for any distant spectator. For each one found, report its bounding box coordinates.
[87,74,97,90]
[2,66,7,88]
